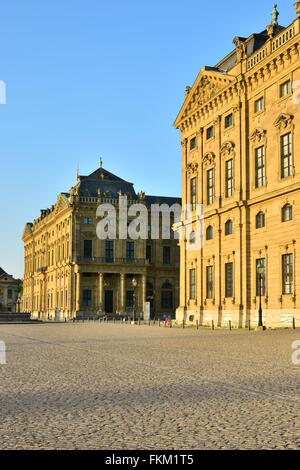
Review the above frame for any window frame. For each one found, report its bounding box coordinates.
[280,132,292,179]
[206,266,213,299]
[189,268,196,300]
[225,159,234,198]
[225,263,234,298]
[255,145,265,188]
[207,168,215,205]
[282,253,293,295]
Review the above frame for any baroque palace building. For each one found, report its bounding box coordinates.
[22,166,180,321]
[175,3,300,328]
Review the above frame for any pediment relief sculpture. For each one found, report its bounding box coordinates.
[186,162,199,175]
[203,152,216,167]
[221,141,235,158]
[274,113,294,131]
[250,128,267,144]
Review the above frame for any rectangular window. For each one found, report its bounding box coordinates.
[7,289,12,300]
[206,266,213,299]
[225,113,233,128]
[83,290,92,307]
[282,254,293,295]
[163,246,171,265]
[190,177,197,211]
[254,97,264,113]
[84,217,93,225]
[190,137,197,150]
[280,80,291,98]
[207,168,215,205]
[105,240,114,262]
[190,269,196,300]
[225,159,234,198]
[256,258,266,296]
[126,290,134,308]
[281,133,292,178]
[206,126,214,140]
[255,146,265,188]
[84,240,92,258]
[146,245,152,263]
[225,263,233,298]
[126,241,135,261]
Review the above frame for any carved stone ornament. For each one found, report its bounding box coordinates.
[138,191,146,201]
[233,36,247,62]
[186,162,199,175]
[197,76,218,107]
[274,113,294,131]
[295,1,300,16]
[220,141,235,158]
[203,152,216,167]
[250,128,267,144]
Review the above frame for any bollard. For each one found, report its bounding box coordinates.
[182,320,185,329]
[114,318,115,324]
[212,320,215,331]
[248,320,251,331]
[229,320,232,331]
[293,317,296,330]
[196,320,199,330]
[158,319,160,328]
[138,318,141,326]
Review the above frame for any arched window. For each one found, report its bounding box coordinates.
[206,226,213,240]
[256,212,265,229]
[161,281,173,309]
[146,282,154,301]
[282,204,293,222]
[225,220,233,236]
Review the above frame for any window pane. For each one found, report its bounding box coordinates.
[207,168,215,205]
[190,177,197,210]
[281,133,292,178]
[255,146,265,188]
[225,159,234,197]
[206,266,213,299]
[190,269,196,300]
[282,254,293,294]
[225,263,233,298]
[84,240,92,258]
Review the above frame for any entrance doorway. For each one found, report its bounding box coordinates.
[105,290,114,313]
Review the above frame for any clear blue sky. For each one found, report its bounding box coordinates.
[0,0,295,278]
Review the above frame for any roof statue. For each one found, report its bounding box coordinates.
[272,4,279,26]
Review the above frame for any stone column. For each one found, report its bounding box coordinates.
[76,272,81,312]
[99,273,104,313]
[120,273,125,313]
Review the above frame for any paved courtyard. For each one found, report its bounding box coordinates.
[0,323,300,450]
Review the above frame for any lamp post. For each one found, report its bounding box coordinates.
[257,262,264,328]
[132,277,137,324]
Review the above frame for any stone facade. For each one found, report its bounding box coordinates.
[0,268,20,313]
[22,166,180,321]
[174,4,300,328]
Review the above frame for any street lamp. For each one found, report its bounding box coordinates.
[257,262,264,328]
[132,277,137,323]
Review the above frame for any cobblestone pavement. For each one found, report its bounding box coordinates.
[0,323,300,450]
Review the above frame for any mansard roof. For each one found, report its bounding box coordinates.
[76,167,137,199]
[215,27,285,72]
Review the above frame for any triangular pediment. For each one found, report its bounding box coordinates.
[22,223,33,241]
[55,193,70,215]
[174,67,235,128]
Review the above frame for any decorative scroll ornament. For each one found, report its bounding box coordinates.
[203,152,216,168]
[250,128,267,144]
[274,113,294,131]
[186,162,199,175]
[220,141,235,158]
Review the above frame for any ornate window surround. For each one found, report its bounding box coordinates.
[221,141,236,199]
[249,127,268,190]
[274,113,295,182]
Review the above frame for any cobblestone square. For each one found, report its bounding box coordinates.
[0,323,299,450]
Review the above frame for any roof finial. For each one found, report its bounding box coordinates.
[272,3,279,26]
[99,156,103,168]
[76,164,79,181]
